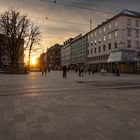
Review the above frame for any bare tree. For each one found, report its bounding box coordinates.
[26,24,41,69]
[0,8,41,71]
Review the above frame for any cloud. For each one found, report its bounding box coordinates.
[0,0,140,54]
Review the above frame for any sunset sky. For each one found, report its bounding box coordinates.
[0,0,140,59]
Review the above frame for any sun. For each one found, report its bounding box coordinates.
[30,57,37,65]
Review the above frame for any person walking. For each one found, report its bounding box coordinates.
[116,68,120,77]
[92,69,94,75]
[112,68,116,76]
[41,68,44,76]
[88,67,91,75]
[44,67,47,76]
[62,65,67,78]
[75,68,78,73]
[81,66,84,77]
[79,67,81,77]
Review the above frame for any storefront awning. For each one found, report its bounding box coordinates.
[107,49,137,63]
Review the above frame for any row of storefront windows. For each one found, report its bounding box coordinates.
[88,54,110,61]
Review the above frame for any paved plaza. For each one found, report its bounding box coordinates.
[0,71,140,140]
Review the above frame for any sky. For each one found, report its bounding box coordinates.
[0,0,140,58]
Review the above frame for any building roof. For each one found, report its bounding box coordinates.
[122,9,140,16]
[86,9,140,35]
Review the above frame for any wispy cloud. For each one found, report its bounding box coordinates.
[0,0,140,54]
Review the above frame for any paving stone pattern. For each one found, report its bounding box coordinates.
[0,71,140,140]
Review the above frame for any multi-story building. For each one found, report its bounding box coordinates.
[70,34,87,68]
[61,35,87,69]
[47,44,61,70]
[61,38,73,67]
[37,53,47,69]
[87,9,140,73]
[0,34,24,70]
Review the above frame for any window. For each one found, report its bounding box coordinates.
[94,39,97,44]
[127,28,131,37]
[87,50,89,55]
[94,48,96,53]
[115,21,118,27]
[103,27,106,32]
[115,31,118,37]
[99,38,101,43]
[91,42,93,46]
[136,29,139,38]
[99,46,101,52]
[108,43,111,50]
[136,20,139,27]
[128,19,131,26]
[103,36,106,41]
[99,29,101,34]
[95,31,97,36]
[136,41,140,48]
[127,40,131,48]
[109,24,112,30]
[88,35,90,40]
[109,33,112,40]
[114,42,117,48]
[103,45,106,51]
[91,49,93,54]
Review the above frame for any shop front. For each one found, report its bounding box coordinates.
[107,49,137,73]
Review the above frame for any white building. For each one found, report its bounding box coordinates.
[61,38,73,67]
[87,9,140,73]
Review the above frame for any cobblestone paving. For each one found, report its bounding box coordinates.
[0,71,140,140]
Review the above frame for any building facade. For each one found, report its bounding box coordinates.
[70,34,87,68]
[37,53,47,70]
[0,34,24,70]
[61,38,73,67]
[61,35,87,69]
[47,44,61,70]
[87,9,140,73]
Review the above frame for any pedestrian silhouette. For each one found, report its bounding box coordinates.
[44,67,47,76]
[112,69,116,76]
[42,68,44,76]
[116,68,120,77]
[88,68,91,75]
[79,67,81,77]
[62,65,67,78]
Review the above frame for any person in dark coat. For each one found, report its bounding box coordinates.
[116,68,120,77]
[42,68,44,76]
[62,65,67,78]
[79,67,81,77]
[112,69,116,76]
[88,68,91,75]
[44,67,47,76]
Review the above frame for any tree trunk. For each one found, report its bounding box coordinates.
[28,47,32,70]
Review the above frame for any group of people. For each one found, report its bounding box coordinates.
[75,67,98,77]
[112,68,120,77]
[62,66,97,78]
[54,65,120,78]
[77,67,84,77]
[41,67,50,76]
